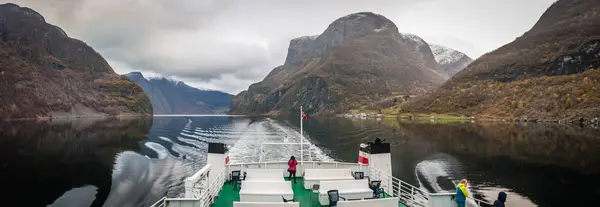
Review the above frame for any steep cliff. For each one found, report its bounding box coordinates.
[232,12,444,115]
[404,0,600,123]
[123,72,232,114]
[0,3,152,119]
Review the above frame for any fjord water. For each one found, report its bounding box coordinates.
[1,116,599,207]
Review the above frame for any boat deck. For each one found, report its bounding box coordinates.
[212,177,407,207]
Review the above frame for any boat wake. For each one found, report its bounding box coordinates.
[109,116,334,206]
[415,153,466,193]
[228,118,332,163]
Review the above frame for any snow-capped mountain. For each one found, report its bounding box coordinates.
[398,33,444,77]
[429,44,473,77]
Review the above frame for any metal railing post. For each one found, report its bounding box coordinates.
[411,185,415,204]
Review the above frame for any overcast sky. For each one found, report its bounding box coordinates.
[4,0,556,94]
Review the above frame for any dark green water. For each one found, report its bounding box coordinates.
[0,116,598,207]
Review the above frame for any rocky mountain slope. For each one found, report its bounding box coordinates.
[0,3,152,119]
[404,0,600,123]
[429,44,473,77]
[232,12,444,115]
[123,72,232,114]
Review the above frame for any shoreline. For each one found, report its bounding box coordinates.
[233,110,599,128]
[338,112,599,127]
[3,114,250,122]
[4,114,152,122]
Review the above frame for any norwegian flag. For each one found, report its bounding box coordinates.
[301,106,308,121]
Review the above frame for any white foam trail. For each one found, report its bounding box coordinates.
[179,132,234,144]
[228,118,332,163]
[158,135,202,160]
[183,118,192,130]
[191,129,279,140]
[268,119,333,161]
[105,151,197,207]
[144,142,169,159]
[176,136,206,149]
[172,143,206,162]
[415,159,450,193]
[158,136,174,143]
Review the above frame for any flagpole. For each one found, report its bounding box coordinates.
[300,105,304,163]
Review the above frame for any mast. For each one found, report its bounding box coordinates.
[300,105,303,163]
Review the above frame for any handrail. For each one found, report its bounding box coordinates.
[152,167,227,207]
[227,160,366,166]
[149,196,166,207]
[369,167,492,207]
[471,196,493,206]
[198,169,227,207]
[226,161,367,176]
[369,166,428,207]
[185,164,212,198]
[156,160,493,207]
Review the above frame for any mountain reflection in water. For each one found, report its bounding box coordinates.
[0,116,599,207]
[297,117,600,207]
[0,118,152,207]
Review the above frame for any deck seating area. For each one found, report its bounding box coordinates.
[303,169,354,189]
[317,180,373,205]
[213,174,406,207]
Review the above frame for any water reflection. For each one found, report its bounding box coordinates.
[0,116,327,207]
[299,117,600,206]
[0,118,152,207]
[49,185,99,207]
[2,115,599,207]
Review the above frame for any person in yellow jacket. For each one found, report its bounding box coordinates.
[455,179,469,207]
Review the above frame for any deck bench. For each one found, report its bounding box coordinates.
[244,169,285,181]
[337,197,399,207]
[240,181,293,202]
[318,180,372,205]
[233,201,299,207]
[303,169,354,189]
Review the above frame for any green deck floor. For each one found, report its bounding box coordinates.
[212,177,408,207]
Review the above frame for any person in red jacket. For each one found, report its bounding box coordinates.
[288,156,298,183]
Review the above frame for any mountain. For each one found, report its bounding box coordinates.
[123,72,232,114]
[0,3,152,119]
[429,44,473,77]
[232,12,444,115]
[404,0,600,123]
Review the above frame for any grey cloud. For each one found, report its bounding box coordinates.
[5,0,432,93]
[3,0,555,94]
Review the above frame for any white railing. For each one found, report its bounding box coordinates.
[369,167,492,207]
[198,168,227,207]
[470,196,493,207]
[369,167,429,207]
[226,161,367,176]
[150,165,227,207]
[152,160,493,207]
[185,164,212,198]
[150,196,166,207]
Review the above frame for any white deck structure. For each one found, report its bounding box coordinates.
[151,107,492,207]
